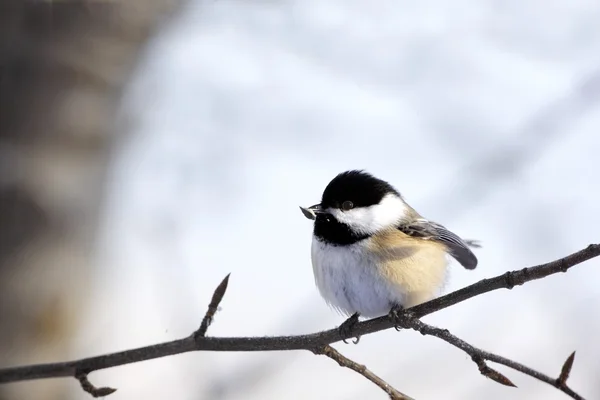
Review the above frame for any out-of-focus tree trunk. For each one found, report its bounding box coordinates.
[0,2,178,399]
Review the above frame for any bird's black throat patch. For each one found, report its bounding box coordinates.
[313,213,369,246]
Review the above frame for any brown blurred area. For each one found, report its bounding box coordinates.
[0,1,177,399]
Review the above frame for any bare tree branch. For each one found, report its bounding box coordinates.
[392,313,583,399]
[0,244,598,399]
[313,345,415,400]
[74,274,230,396]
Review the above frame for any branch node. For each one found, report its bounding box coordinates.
[557,351,576,386]
[311,344,327,356]
[472,356,517,388]
[193,273,231,340]
[504,271,516,289]
[75,372,117,398]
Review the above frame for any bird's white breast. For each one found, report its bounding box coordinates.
[311,237,398,318]
[311,235,449,318]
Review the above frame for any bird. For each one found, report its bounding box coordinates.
[300,170,480,342]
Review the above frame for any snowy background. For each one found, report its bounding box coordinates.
[72,1,600,399]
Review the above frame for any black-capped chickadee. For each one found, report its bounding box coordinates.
[300,170,480,341]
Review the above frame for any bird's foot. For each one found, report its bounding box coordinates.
[388,304,415,331]
[338,312,360,344]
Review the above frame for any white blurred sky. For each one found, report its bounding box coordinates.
[73,1,600,399]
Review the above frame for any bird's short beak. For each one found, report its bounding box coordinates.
[299,204,325,220]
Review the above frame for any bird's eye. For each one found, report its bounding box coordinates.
[341,201,354,211]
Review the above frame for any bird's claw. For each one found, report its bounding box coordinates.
[344,336,360,345]
[388,305,415,331]
[338,312,360,344]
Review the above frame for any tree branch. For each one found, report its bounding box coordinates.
[393,313,583,399]
[0,244,598,399]
[313,344,415,400]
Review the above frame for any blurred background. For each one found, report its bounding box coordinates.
[1,1,599,399]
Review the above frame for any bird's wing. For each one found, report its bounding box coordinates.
[398,219,479,270]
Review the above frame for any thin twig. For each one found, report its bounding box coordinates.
[558,351,576,387]
[77,275,229,395]
[393,314,583,400]
[313,345,415,400]
[75,372,117,398]
[194,273,231,338]
[0,244,598,398]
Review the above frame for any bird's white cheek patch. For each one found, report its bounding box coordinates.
[329,194,408,235]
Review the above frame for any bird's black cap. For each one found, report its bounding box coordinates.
[320,170,400,209]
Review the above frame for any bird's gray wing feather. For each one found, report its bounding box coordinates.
[398,219,479,270]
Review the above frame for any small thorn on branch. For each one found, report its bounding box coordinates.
[558,351,576,386]
[75,372,117,398]
[194,273,231,340]
[472,356,517,387]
